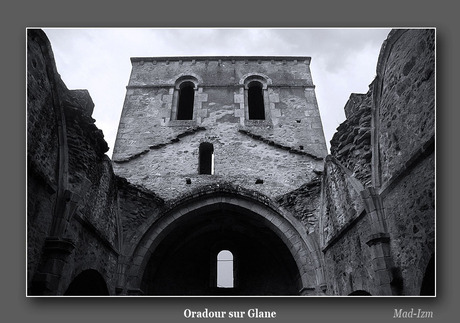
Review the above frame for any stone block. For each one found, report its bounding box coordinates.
[269,93,279,103]
[162,94,173,103]
[234,109,244,117]
[375,269,392,285]
[234,94,244,103]
[311,121,323,129]
[197,93,208,102]
[272,109,282,118]
[199,109,208,118]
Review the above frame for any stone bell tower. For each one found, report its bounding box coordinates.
[112,56,327,202]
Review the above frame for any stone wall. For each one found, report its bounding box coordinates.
[320,157,366,246]
[27,29,121,295]
[112,56,327,203]
[377,30,435,185]
[321,29,435,295]
[377,29,435,295]
[276,174,322,234]
[112,57,327,197]
[384,153,435,295]
[114,122,324,201]
[128,57,314,87]
[329,91,373,187]
[322,214,375,295]
[116,177,164,247]
[27,29,61,282]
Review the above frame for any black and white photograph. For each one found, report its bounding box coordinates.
[27,27,435,297]
[2,0,457,321]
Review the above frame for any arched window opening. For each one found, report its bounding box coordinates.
[217,250,234,288]
[248,81,265,120]
[177,82,195,120]
[199,142,214,175]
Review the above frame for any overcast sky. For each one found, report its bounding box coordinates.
[42,28,391,157]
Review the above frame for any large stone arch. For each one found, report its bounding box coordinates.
[122,187,324,295]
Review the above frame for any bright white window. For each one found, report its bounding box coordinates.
[217,250,234,288]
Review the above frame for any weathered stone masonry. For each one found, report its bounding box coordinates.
[320,29,435,295]
[112,55,327,201]
[27,29,120,295]
[111,55,328,295]
[27,28,435,296]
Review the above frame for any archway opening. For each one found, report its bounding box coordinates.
[64,269,109,295]
[140,203,302,295]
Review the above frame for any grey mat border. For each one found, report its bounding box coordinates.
[9,0,457,322]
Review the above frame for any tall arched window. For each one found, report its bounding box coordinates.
[248,81,265,120]
[177,81,195,120]
[217,250,234,288]
[199,142,214,175]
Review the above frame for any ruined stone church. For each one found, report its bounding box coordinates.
[27,28,435,296]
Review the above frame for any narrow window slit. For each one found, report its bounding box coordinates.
[199,142,214,175]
